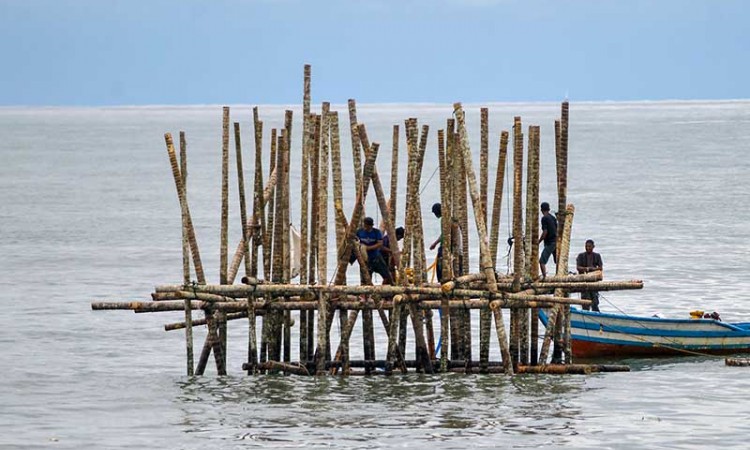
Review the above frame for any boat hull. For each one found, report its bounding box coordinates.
[540,308,750,358]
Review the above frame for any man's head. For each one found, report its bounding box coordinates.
[540,202,550,213]
[395,226,405,240]
[431,203,442,218]
[585,239,595,253]
[363,216,374,230]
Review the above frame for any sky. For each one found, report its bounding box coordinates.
[0,0,748,106]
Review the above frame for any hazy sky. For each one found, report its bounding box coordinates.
[1,0,747,106]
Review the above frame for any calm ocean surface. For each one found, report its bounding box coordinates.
[2,101,750,449]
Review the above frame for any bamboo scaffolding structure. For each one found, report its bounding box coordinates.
[96,68,641,380]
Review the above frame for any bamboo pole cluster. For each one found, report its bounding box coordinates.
[91,65,643,377]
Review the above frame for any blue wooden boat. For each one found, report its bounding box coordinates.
[539,308,750,358]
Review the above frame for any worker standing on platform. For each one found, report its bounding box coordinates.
[576,239,603,312]
[538,201,558,280]
[429,203,463,282]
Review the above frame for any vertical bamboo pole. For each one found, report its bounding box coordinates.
[390,125,399,226]
[252,108,265,278]
[557,103,569,257]
[307,116,321,362]
[414,124,429,285]
[318,106,331,362]
[348,99,363,203]
[479,116,494,373]
[314,290,327,375]
[179,132,194,376]
[447,118,461,360]
[309,116,321,285]
[268,131,286,363]
[401,119,416,272]
[388,296,408,374]
[300,113,313,362]
[415,123,435,359]
[282,112,293,364]
[529,126,541,365]
[404,298,434,374]
[511,117,524,291]
[491,302,514,375]
[330,309,360,375]
[453,103,497,291]
[489,131,509,268]
[480,107,489,227]
[265,128,278,281]
[220,106,230,285]
[210,309,227,375]
[164,135,205,284]
[180,132,190,286]
[510,117,524,368]
[437,129,451,371]
[330,112,345,252]
[301,64,311,284]
[235,122,258,374]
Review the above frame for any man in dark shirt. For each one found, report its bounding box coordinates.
[538,202,558,279]
[576,239,603,312]
[356,217,393,285]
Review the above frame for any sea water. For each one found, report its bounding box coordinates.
[2,101,750,448]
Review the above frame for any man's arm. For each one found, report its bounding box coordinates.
[367,239,383,251]
[429,234,442,250]
[539,230,548,244]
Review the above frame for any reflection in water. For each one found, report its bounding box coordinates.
[175,374,586,447]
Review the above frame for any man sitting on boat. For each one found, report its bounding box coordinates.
[576,239,603,312]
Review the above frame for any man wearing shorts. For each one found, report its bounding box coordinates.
[538,202,557,279]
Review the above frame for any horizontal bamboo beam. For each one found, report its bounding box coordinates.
[442,271,603,292]
[515,364,630,374]
[153,279,641,298]
[92,296,589,314]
